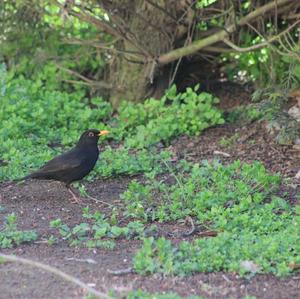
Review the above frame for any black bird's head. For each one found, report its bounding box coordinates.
[77,129,109,147]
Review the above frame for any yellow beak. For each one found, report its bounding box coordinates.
[98,130,109,136]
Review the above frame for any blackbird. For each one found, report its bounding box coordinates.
[22,129,109,203]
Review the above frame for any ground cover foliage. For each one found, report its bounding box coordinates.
[125,160,299,277]
[1,1,300,298]
[0,213,37,249]
[0,58,299,298]
[0,64,223,181]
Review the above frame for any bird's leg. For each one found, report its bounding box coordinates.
[66,184,81,204]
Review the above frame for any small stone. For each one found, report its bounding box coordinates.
[288,105,300,120]
[240,260,261,273]
[293,144,300,150]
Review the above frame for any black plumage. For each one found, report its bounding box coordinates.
[23,129,109,202]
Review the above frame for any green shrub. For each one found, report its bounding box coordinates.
[126,290,205,299]
[116,85,224,148]
[134,218,299,277]
[0,65,111,181]
[93,147,171,178]
[0,213,37,248]
[1,66,223,182]
[129,161,298,277]
[121,160,281,222]
[50,207,156,249]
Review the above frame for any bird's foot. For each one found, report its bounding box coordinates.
[69,195,82,204]
[67,187,82,204]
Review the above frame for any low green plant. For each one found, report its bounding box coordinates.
[226,88,286,124]
[1,66,221,182]
[116,85,224,148]
[219,133,240,147]
[50,207,155,249]
[0,65,111,181]
[87,291,205,299]
[134,215,299,277]
[128,161,299,277]
[92,147,171,178]
[0,213,37,248]
[126,290,205,299]
[121,160,281,222]
[225,105,262,123]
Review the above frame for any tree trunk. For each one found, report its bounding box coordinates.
[107,0,194,107]
[59,0,300,107]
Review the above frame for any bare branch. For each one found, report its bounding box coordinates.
[246,20,300,61]
[223,19,300,52]
[54,63,112,89]
[63,37,144,60]
[158,0,295,65]
[144,0,178,23]
[61,79,112,89]
[0,254,112,299]
[53,0,119,38]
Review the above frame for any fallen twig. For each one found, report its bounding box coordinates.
[65,257,97,264]
[198,231,218,237]
[182,216,196,237]
[107,267,133,275]
[0,254,111,299]
[213,150,231,157]
[86,194,113,207]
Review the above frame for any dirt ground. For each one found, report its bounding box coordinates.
[1,86,299,299]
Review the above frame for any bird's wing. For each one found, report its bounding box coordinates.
[34,148,84,174]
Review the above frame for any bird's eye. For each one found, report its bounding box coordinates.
[88,132,94,137]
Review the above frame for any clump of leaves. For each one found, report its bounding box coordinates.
[0,65,111,181]
[116,85,224,148]
[126,290,205,299]
[92,147,171,178]
[226,87,286,124]
[225,105,262,123]
[134,210,299,277]
[121,160,281,223]
[1,66,221,182]
[50,207,155,249]
[88,290,205,299]
[0,213,37,248]
[129,161,299,277]
[219,132,240,148]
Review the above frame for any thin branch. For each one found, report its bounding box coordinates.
[203,46,232,53]
[108,13,153,58]
[158,0,294,65]
[54,63,112,89]
[237,0,292,27]
[178,0,198,24]
[0,254,112,299]
[169,18,196,85]
[222,18,299,52]
[144,0,178,23]
[63,37,120,48]
[61,79,112,89]
[53,0,119,38]
[246,20,300,60]
[63,38,144,59]
[55,63,95,83]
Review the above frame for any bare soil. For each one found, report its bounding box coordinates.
[1,86,299,299]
